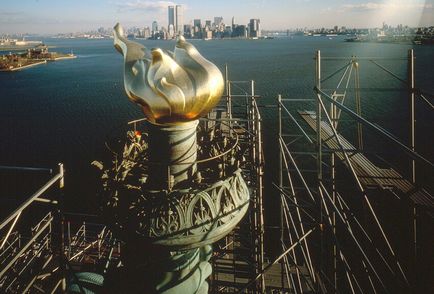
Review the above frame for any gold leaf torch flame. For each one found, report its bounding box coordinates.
[113,23,224,125]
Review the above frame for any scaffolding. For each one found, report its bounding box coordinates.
[275,49,433,293]
[0,74,266,293]
[0,165,62,293]
[1,50,433,293]
[0,165,121,293]
[210,66,265,293]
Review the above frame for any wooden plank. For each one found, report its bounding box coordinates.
[409,190,434,208]
[298,111,434,208]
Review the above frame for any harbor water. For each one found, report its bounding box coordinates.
[0,36,433,216]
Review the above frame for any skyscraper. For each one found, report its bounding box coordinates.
[193,19,202,38]
[168,5,183,37]
[214,17,223,27]
[249,19,261,38]
[152,21,158,33]
[143,27,151,39]
[175,5,184,35]
[193,19,201,29]
[168,6,175,33]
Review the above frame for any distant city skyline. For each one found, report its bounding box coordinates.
[0,0,433,34]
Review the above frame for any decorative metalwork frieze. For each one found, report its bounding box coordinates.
[100,128,249,251]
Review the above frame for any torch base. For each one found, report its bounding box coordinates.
[147,120,198,189]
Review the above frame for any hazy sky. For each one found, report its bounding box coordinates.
[0,0,433,34]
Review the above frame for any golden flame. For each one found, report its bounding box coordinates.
[114,23,224,125]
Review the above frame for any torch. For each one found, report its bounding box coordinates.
[101,24,249,293]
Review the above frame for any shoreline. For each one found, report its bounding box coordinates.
[0,60,47,72]
[0,45,57,52]
[0,54,76,72]
[51,55,77,61]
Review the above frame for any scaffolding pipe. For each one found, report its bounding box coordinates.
[316,96,409,285]
[0,215,53,279]
[278,139,317,282]
[315,50,323,181]
[408,49,416,183]
[0,173,62,231]
[319,185,387,293]
[281,201,302,294]
[0,212,21,250]
[237,227,316,294]
[314,87,433,168]
[278,94,286,291]
[335,193,397,277]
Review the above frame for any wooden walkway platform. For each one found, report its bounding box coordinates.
[299,111,434,210]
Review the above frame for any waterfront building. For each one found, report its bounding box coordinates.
[152,21,158,33]
[232,24,247,38]
[224,25,232,37]
[249,19,261,38]
[168,24,175,39]
[205,20,212,29]
[193,19,202,38]
[213,16,224,31]
[214,16,223,27]
[168,5,183,37]
[153,26,167,40]
[193,19,201,29]
[175,5,184,35]
[204,29,213,40]
[184,24,193,38]
[143,27,151,39]
[168,5,175,33]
